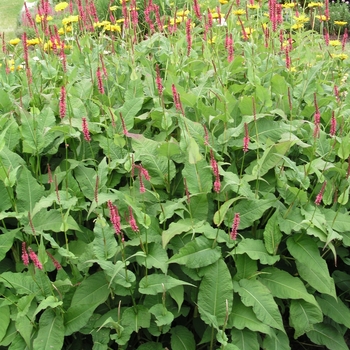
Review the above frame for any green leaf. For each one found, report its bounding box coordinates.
[171,325,196,350]
[149,304,174,326]
[262,330,290,350]
[233,279,285,333]
[229,297,271,335]
[187,137,202,164]
[259,267,319,307]
[93,215,118,260]
[231,199,276,230]
[0,305,10,343]
[16,167,45,213]
[316,295,350,328]
[121,305,151,332]
[0,231,16,261]
[182,159,212,194]
[137,342,164,350]
[64,272,110,335]
[263,212,282,255]
[198,259,233,327]
[231,329,259,350]
[287,234,336,298]
[136,242,168,274]
[213,198,241,226]
[119,97,144,131]
[139,273,194,295]
[307,323,348,350]
[33,309,64,350]
[168,236,221,269]
[233,254,258,281]
[74,165,96,201]
[33,296,63,317]
[168,285,184,312]
[289,299,323,338]
[234,239,280,265]
[0,272,39,295]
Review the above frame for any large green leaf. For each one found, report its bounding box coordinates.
[136,242,168,274]
[74,165,96,201]
[16,167,45,213]
[259,267,319,307]
[0,272,40,295]
[182,159,212,194]
[229,199,276,229]
[316,295,350,328]
[139,274,194,295]
[198,259,233,327]
[231,329,259,350]
[170,325,196,350]
[233,254,258,281]
[33,309,64,350]
[287,234,336,298]
[289,299,323,338]
[233,279,285,333]
[121,305,151,332]
[93,215,118,260]
[0,305,10,343]
[64,272,110,335]
[0,230,16,261]
[262,330,290,350]
[306,323,348,350]
[168,236,221,269]
[263,212,282,255]
[234,239,280,265]
[228,297,271,335]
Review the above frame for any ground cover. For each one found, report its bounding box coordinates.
[0,0,28,39]
[0,0,350,349]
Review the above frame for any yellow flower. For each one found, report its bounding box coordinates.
[289,66,297,72]
[245,27,255,35]
[55,2,69,11]
[307,2,323,7]
[62,15,79,25]
[109,5,117,11]
[315,15,328,21]
[104,23,121,32]
[331,53,348,60]
[219,0,228,3]
[9,38,21,45]
[334,21,348,26]
[93,20,111,28]
[120,0,130,2]
[58,27,65,35]
[27,38,41,46]
[211,12,225,19]
[10,65,15,72]
[232,9,246,15]
[294,15,309,23]
[176,10,189,16]
[208,36,217,44]
[329,40,341,46]
[116,18,125,23]
[291,23,304,29]
[36,14,53,23]
[170,17,186,25]
[282,3,297,8]
[247,4,260,9]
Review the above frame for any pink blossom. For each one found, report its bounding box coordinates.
[28,248,43,270]
[243,123,249,153]
[46,251,62,270]
[226,33,234,62]
[330,112,336,137]
[186,18,192,56]
[128,207,139,232]
[230,213,240,240]
[315,181,327,205]
[47,164,53,184]
[108,200,121,235]
[193,0,202,20]
[82,117,91,142]
[22,242,29,266]
[155,64,163,96]
[59,86,66,119]
[96,67,104,94]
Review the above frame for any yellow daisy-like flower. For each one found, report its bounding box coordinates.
[245,27,255,35]
[93,20,111,28]
[27,38,41,46]
[247,4,260,9]
[219,0,229,4]
[58,27,65,35]
[294,15,309,23]
[211,12,225,19]
[282,3,297,8]
[289,66,297,72]
[232,9,246,15]
[329,40,341,46]
[9,38,21,45]
[208,36,217,44]
[104,23,121,32]
[307,2,323,7]
[291,23,304,29]
[62,15,79,25]
[116,18,125,23]
[36,14,53,23]
[55,2,69,11]
[331,53,348,60]
[176,10,190,16]
[109,5,117,11]
[334,21,348,26]
[315,15,328,21]
[170,17,186,25]
[120,0,130,2]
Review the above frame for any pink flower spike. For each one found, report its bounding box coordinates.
[28,247,43,270]
[59,86,66,119]
[230,213,240,240]
[243,123,249,153]
[46,251,62,270]
[128,207,139,232]
[82,117,91,142]
[22,242,29,266]
[315,181,327,205]
[108,200,121,235]
[330,112,336,137]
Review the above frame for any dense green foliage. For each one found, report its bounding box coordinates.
[0,0,350,349]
